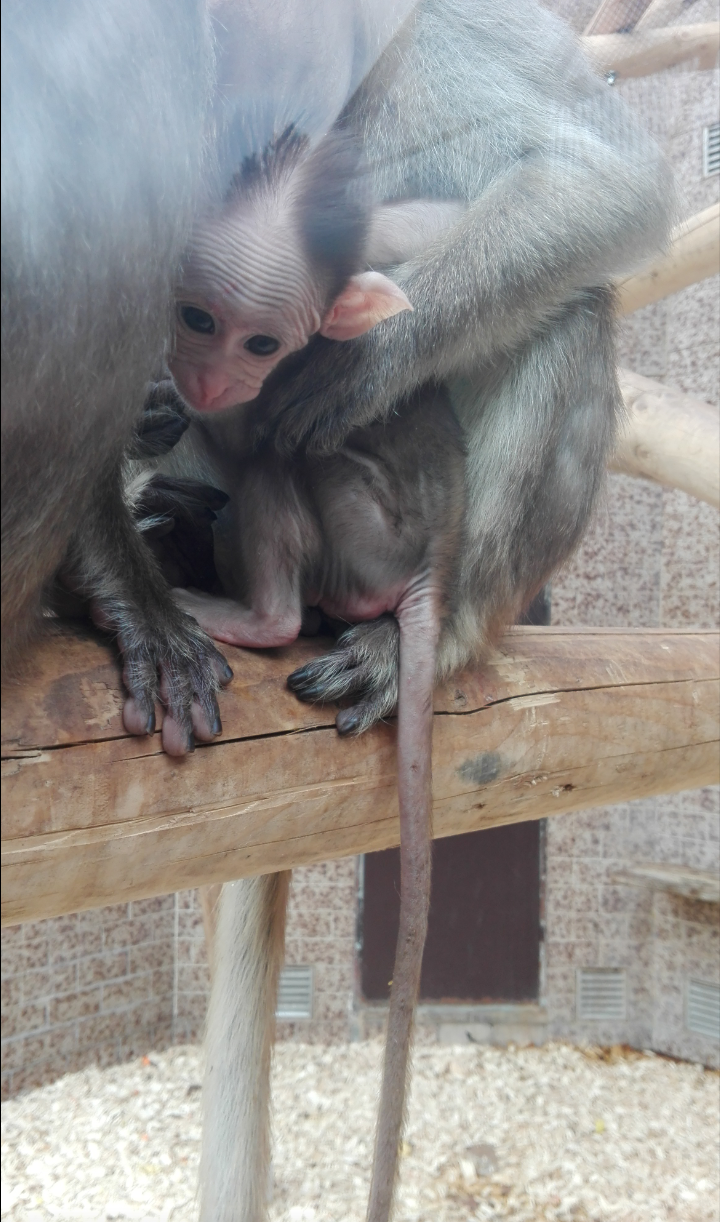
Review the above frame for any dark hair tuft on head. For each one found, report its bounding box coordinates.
[225,125,309,202]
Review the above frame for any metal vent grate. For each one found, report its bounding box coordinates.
[276,965,313,1019]
[577,968,626,1021]
[704,123,720,177]
[687,979,720,1040]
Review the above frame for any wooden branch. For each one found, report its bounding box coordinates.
[199,883,222,976]
[2,625,717,926]
[584,0,652,36]
[583,23,720,78]
[610,862,720,902]
[611,370,720,507]
[617,203,720,315]
[634,0,686,31]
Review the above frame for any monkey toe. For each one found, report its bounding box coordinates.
[288,616,400,732]
[117,608,231,756]
[161,716,196,757]
[335,695,393,736]
[287,652,360,703]
[122,696,156,738]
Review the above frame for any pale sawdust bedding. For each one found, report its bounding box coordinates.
[1,1041,718,1221]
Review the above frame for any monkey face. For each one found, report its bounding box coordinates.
[169,195,412,414]
[169,202,324,413]
[169,296,312,413]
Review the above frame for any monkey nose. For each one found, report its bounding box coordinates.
[196,372,233,410]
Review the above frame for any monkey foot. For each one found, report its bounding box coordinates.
[115,608,233,757]
[287,615,399,735]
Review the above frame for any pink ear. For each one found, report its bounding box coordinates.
[319,272,412,341]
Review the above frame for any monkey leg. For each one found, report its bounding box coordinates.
[448,287,620,660]
[172,587,302,648]
[201,872,291,1222]
[63,468,232,756]
[287,614,400,734]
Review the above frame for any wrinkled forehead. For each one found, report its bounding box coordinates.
[179,198,317,332]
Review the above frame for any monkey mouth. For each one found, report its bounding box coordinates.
[171,372,260,414]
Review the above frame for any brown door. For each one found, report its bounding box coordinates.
[360,821,541,1002]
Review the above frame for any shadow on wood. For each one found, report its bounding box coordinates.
[2,623,718,926]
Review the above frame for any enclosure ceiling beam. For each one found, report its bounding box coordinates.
[2,626,717,926]
[612,370,720,507]
[584,0,653,37]
[583,23,720,79]
[634,0,689,32]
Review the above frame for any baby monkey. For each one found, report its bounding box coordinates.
[153,128,469,1222]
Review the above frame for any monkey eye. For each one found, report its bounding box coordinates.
[180,305,216,335]
[244,335,280,357]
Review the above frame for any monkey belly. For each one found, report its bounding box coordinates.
[307,473,429,625]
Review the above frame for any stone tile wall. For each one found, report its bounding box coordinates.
[544,52,719,1065]
[2,898,181,1099]
[277,858,359,1044]
[1,864,359,1098]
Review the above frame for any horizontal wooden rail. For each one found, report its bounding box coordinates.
[583,23,720,79]
[584,0,651,37]
[618,203,720,315]
[613,369,720,507]
[2,625,717,926]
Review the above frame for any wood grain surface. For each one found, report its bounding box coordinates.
[2,624,718,925]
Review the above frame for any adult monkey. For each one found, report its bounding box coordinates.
[154,2,672,1219]
[0,0,231,755]
[0,0,414,755]
[169,0,673,732]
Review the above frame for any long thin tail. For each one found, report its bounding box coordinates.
[200,871,291,1222]
[366,604,437,1222]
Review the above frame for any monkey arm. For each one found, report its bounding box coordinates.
[61,465,232,756]
[263,129,671,454]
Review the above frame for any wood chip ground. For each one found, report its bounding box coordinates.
[2,1041,718,1221]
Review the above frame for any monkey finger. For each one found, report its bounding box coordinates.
[121,657,160,737]
[189,670,223,740]
[158,670,195,756]
[191,697,221,743]
[122,696,157,738]
[160,713,196,757]
[210,648,234,687]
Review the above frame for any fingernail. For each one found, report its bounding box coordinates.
[145,711,156,735]
[186,732,196,753]
[212,716,222,736]
[223,664,234,682]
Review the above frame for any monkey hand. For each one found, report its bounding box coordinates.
[92,598,233,757]
[128,379,190,460]
[287,616,399,735]
[258,323,415,455]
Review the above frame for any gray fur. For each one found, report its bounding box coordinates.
[0,0,233,752]
[151,4,672,1216]
[262,0,672,711]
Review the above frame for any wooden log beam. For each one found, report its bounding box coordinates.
[612,369,720,507]
[634,0,687,32]
[617,203,720,315]
[2,625,717,927]
[584,0,652,36]
[583,23,720,79]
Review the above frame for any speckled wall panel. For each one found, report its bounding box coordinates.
[546,55,719,1064]
[278,858,358,1044]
